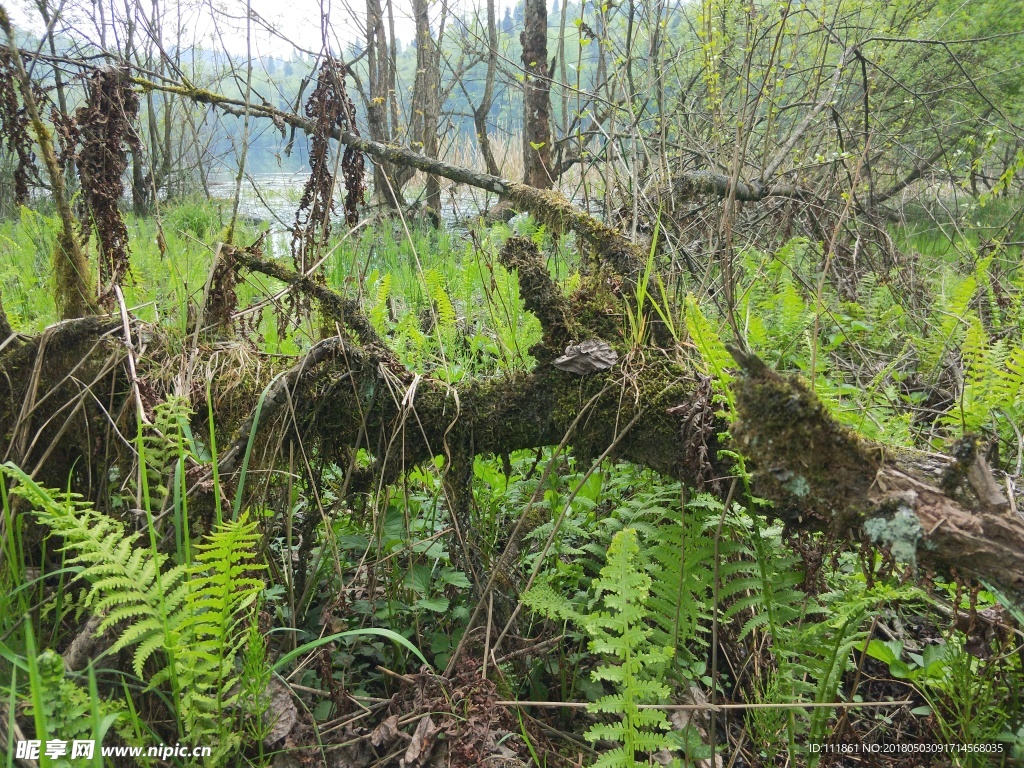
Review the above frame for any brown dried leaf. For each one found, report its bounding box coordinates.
[370,715,401,748]
[399,715,440,768]
[263,677,299,746]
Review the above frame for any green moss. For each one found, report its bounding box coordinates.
[570,275,623,340]
[733,368,882,530]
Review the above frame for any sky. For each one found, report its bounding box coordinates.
[9,0,522,58]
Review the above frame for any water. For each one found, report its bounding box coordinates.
[206,171,602,257]
[207,171,504,255]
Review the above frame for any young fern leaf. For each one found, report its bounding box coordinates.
[585,529,676,768]
[173,514,265,739]
[526,527,677,768]
[425,268,457,329]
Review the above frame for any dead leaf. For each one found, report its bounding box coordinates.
[263,677,299,747]
[371,715,402,748]
[400,715,440,768]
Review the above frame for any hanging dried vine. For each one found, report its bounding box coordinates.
[0,46,39,205]
[291,59,364,274]
[74,67,140,306]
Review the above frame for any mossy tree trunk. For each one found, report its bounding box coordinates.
[7,230,1024,606]
[1,6,95,319]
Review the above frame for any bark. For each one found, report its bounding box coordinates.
[521,0,552,189]
[471,0,501,178]
[365,0,408,207]
[728,346,1024,602]
[410,0,442,212]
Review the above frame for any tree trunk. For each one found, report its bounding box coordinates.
[365,0,406,208]
[472,0,502,179]
[521,0,552,189]
[131,149,150,215]
[410,0,442,213]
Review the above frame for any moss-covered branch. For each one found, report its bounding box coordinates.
[730,347,1024,603]
[230,248,389,352]
[496,237,575,360]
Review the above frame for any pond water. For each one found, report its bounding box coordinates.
[206,171,507,257]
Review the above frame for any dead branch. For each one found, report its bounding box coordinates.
[217,336,351,476]
[231,247,392,352]
[126,74,825,281]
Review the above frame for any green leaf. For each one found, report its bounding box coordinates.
[439,568,471,589]
[416,596,450,613]
[405,564,432,595]
[271,628,430,672]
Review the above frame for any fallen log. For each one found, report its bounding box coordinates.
[1,59,1021,602]
[729,345,1024,601]
[3,232,1023,605]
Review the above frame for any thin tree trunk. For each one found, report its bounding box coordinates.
[0,5,94,319]
[522,0,552,189]
[411,0,442,213]
[472,0,501,178]
[364,0,407,207]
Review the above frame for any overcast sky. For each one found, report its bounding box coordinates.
[9,0,521,58]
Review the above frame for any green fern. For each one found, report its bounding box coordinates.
[166,515,265,748]
[136,396,199,507]
[1,463,265,762]
[943,313,1024,436]
[684,295,733,395]
[526,528,678,768]
[585,529,677,768]
[368,271,393,335]
[4,468,191,678]
[424,268,457,330]
[25,650,134,767]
